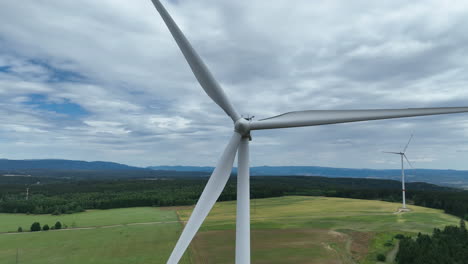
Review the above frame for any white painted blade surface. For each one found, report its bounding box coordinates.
[250,107,468,130]
[383,151,401,155]
[167,132,242,264]
[150,0,240,122]
[404,154,414,168]
[403,134,414,153]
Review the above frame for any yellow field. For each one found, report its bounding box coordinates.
[178,196,459,264]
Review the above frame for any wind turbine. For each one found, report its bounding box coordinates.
[149,1,468,263]
[384,135,414,210]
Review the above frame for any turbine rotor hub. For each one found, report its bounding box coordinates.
[234,118,251,136]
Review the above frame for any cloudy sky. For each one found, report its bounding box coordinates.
[1,0,468,169]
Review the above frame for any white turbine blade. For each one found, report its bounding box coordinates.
[402,134,414,153]
[150,0,240,122]
[167,132,242,264]
[404,154,414,168]
[383,151,401,155]
[250,107,468,130]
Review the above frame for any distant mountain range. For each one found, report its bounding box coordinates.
[147,165,215,172]
[0,159,206,180]
[0,159,143,171]
[148,165,468,189]
[1,159,468,189]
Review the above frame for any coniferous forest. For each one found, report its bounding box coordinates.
[396,220,468,264]
[1,175,467,220]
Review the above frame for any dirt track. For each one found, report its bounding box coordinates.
[0,220,181,235]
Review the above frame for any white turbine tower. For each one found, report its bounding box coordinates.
[384,135,414,210]
[149,1,468,263]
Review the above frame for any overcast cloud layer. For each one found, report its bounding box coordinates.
[1,0,468,169]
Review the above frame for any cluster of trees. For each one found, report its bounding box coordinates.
[1,176,467,220]
[2,198,85,215]
[396,220,468,264]
[19,221,63,232]
[411,192,468,220]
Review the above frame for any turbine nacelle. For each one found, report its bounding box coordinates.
[234,118,251,136]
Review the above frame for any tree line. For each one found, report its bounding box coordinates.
[396,220,468,264]
[0,176,467,220]
[17,221,62,232]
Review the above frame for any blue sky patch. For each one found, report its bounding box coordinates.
[28,59,85,83]
[0,66,11,72]
[25,94,89,118]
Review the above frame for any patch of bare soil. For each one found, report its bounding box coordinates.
[348,231,374,263]
[160,205,193,211]
[190,228,353,264]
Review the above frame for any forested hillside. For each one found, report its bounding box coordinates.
[2,159,468,188]
[1,176,467,220]
[149,165,468,188]
[397,220,468,264]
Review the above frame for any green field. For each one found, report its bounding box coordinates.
[0,207,176,233]
[0,196,460,263]
[0,207,191,264]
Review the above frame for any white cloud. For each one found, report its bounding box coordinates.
[347,40,433,59]
[0,0,468,169]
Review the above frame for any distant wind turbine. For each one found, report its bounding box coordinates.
[384,135,414,210]
[149,1,468,263]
